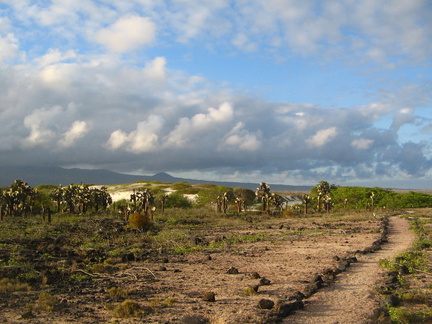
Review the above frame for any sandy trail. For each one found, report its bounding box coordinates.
[286,216,416,324]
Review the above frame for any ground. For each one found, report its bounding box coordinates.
[0,209,429,324]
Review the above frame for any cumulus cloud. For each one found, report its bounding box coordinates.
[165,102,234,148]
[21,106,63,147]
[351,138,374,150]
[223,122,261,151]
[95,15,156,52]
[59,121,89,148]
[106,115,164,153]
[306,127,338,147]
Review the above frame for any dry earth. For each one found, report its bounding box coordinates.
[0,212,417,323]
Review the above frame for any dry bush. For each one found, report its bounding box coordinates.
[112,299,141,318]
[128,212,151,231]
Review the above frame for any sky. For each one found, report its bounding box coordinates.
[0,0,431,189]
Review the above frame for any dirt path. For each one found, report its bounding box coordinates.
[286,216,416,324]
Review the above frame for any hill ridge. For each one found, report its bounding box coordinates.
[0,166,312,192]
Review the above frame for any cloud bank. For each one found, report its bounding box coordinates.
[0,0,431,188]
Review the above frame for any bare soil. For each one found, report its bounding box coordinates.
[0,212,417,323]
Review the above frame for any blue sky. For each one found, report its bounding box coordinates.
[0,0,431,188]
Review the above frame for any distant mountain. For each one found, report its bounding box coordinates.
[0,166,312,192]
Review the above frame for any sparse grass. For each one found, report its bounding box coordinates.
[388,306,432,324]
[399,290,431,304]
[34,292,58,312]
[379,251,428,274]
[108,287,130,300]
[0,278,31,293]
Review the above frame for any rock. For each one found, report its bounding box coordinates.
[21,311,36,319]
[258,299,274,309]
[250,271,261,279]
[337,260,350,271]
[259,277,271,285]
[181,314,209,324]
[303,281,321,297]
[345,256,357,264]
[287,291,305,301]
[202,292,216,302]
[276,300,304,317]
[399,265,409,274]
[251,285,260,293]
[194,237,208,245]
[121,252,135,262]
[381,294,400,308]
[312,274,324,285]
[226,266,239,274]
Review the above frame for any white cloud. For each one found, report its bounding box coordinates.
[351,138,374,150]
[165,102,234,147]
[35,49,77,69]
[21,106,63,147]
[106,115,164,153]
[143,56,167,82]
[95,15,156,52]
[0,33,18,64]
[306,127,338,147]
[223,122,261,151]
[59,121,89,148]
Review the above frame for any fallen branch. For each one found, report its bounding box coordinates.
[123,267,157,279]
[71,269,112,279]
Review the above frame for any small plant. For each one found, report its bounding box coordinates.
[89,263,106,273]
[112,299,141,318]
[379,251,427,274]
[400,290,430,304]
[161,297,176,307]
[388,307,409,324]
[388,306,432,324]
[128,212,151,231]
[242,286,258,296]
[70,273,91,282]
[108,287,129,300]
[149,296,176,310]
[34,292,58,312]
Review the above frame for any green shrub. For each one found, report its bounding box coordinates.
[165,193,192,208]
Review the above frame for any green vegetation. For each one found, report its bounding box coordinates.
[328,186,432,210]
